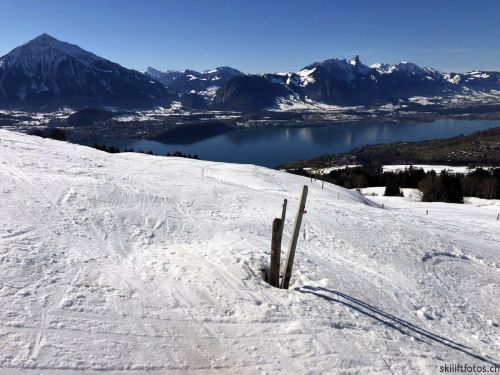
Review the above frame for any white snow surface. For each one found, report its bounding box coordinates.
[0,130,499,374]
[303,165,362,175]
[298,67,317,87]
[382,165,493,174]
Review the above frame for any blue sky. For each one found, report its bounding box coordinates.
[0,0,498,73]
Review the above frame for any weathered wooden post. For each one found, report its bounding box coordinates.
[269,218,283,287]
[497,213,499,221]
[426,210,429,215]
[322,181,324,189]
[281,185,308,289]
[260,269,268,282]
[280,199,287,237]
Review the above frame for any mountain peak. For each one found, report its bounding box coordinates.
[35,33,57,40]
[348,55,361,66]
[0,34,171,108]
[25,33,61,46]
[14,33,91,60]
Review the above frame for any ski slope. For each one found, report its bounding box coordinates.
[0,130,499,374]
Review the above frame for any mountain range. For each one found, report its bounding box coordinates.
[213,56,500,111]
[145,66,242,96]
[0,34,498,112]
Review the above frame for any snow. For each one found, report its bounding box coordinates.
[370,63,397,74]
[114,115,145,123]
[467,71,491,79]
[465,197,500,208]
[382,165,493,174]
[0,34,107,78]
[444,73,461,84]
[303,165,362,174]
[298,67,316,86]
[360,188,500,226]
[0,130,499,373]
[359,187,422,201]
[408,96,437,105]
[370,61,430,76]
[269,96,358,113]
[198,86,220,98]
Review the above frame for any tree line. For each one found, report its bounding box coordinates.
[289,166,500,203]
[27,127,200,160]
[91,143,200,159]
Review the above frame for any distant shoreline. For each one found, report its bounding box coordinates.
[280,126,500,170]
[1,104,500,142]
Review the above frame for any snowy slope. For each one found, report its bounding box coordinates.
[0,130,499,374]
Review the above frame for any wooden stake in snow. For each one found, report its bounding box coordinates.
[497,213,499,221]
[260,269,268,282]
[280,199,287,238]
[269,218,283,287]
[281,185,308,289]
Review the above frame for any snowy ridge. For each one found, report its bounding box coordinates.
[0,130,499,373]
[145,66,243,95]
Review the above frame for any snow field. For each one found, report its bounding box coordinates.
[0,130,499,374]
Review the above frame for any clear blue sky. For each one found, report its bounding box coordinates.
[0,0,498,73]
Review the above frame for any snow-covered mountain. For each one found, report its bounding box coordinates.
[0,34,173,109]
[214,74,297,112]
[0,35,498,113]
[215,56,500,111]
[145,66,243,96]
[1,129,499,372]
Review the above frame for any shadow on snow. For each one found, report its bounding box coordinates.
[297,285,498,366]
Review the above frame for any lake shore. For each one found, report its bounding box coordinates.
[281,126,500,170]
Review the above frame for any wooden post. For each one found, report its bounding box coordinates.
[269,218,283,287]
[260,269,268,282]
[281,185,308,289]
[381,203,384,209]
[426,210,428,215]
[280,199,287,237]
[322,181,324,189]
[497,213,499,221]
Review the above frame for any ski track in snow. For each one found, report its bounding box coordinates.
[0,129,499,374]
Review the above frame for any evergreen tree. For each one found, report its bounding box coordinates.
[49,128,66,141]
[384,181,402,196]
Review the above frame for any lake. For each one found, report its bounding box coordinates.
[80,119,500,167]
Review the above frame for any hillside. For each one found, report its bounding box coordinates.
[0,130,499,373]
[283,126,500,170]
